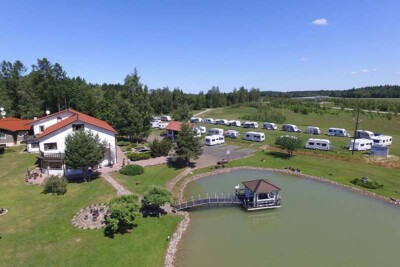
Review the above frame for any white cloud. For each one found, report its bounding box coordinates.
[360,69,368,73]
[349,71,358,75]
[372,69,378,72]
[312,18,328,26]
[300,57,307,61]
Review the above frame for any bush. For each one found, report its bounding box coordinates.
[119,164,144,176]
[43,176,68,195]
[142,186,172,210]
[105,195,140,236]
[126,152,151,161]
[351,177,383,189]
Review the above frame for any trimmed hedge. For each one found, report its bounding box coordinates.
[119,164,145,176]
[126,152,151,161]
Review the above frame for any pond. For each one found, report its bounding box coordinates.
[176,169,400,267]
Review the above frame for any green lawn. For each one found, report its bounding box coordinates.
[0,148,181,267]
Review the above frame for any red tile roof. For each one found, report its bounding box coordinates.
[34,109,117,140]
[0,117,34,132]
[165,121,192,132]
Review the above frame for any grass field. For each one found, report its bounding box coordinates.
[0,148,181,267]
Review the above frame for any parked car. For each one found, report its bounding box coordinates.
[133,146,151,153]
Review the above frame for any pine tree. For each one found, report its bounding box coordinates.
[175,122,203,166]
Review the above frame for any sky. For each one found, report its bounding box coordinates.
[1,0,400,93]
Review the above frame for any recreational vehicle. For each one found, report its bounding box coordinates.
[229,120,241,127]
[243,132,265,142]
[204,118,215,124]
[327,128,350,137]
[355,130,374,139]
[158,122,168,129]
[282,124,301,132]
[193,127,202,138]
[371,135,392,147]
[205,135,225,146]
[225,130,240,138]
[190,117,203,123]
[242,121,259,128]
[160,115,171,122]
[305,138,332,151]
[151,120,160,128]
[305,126,321,135]
[194,126,206,134]
[208,128,224,136]
[263,122,278,130]
[348,139,373,151]
[215,119,229,126]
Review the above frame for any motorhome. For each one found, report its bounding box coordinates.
[215,119,229,126]
[371,135,392,147]
[190,117,203,123]
[263,122,278,130]
[194,126,206,134]
[305,138,332,151]
[151,120,160,128]
[355,130,374,139]
[158,122,168,129]
[282,124,301,132]
[208,128,224,136]
[305,126,321,135]
[242,121,259,128]
[205,135,225,146]
[225,130,240,138]
[243,132,265,142]
[193,127,202,138]
[160,115,171,122]
[327,128,350,137]
[229,120,241,127]
[204,118,215,124]
[348,138,373,151]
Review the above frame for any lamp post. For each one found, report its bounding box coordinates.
[0,107,6,118]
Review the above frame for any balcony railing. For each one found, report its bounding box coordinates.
[38,151,65,160]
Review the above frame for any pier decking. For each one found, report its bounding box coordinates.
[175,193,241,211]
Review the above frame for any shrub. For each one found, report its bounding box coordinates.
[150,138,173,157]
[351,177,383,189]
[119,164,144,176]
[126,152,151,161]
[142,186,172,210]
[43,176,68,195]
[117,141,131,146]
[105,195,140,236]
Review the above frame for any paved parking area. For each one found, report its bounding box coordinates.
[194,145,256,168]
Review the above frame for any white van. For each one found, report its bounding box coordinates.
[327,128,350,137]
[282,124,301,132]
[160,115,171,122]
[263,122,278,130]
[208,128,224,136]
[349,139,373,151]
[371,135,392,147]
[242,121,259,128]
[305,138,332,151]
[243,131,265,142]
[355,130,374,139]
[215,119,229,126]
[225,130,240,138]
[305,126,321,135]
[194,126,206,134]
[204,118,215,124]
[229,120,241,127]
[205,135,225,146]
[158,122,168,129]
[190,117,203,123]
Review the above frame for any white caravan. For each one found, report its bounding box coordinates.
[305,138,332,151]
[242,121,259,128]
[190,117,203,123]
[205,135,225,146]
[282,124,301,132]
[355,130,374,139]
[348,139,373,151]
[243,131,265,142]
[194,126,206,134]
[208,128,224,136]
[193,127,202,138]
[263,122,278,130]
[305,126,321,135]
[229,120,241,127]
[160,115,171,122]
[158,122,168,129]
[371,135,392,147]
[327,128,350,137]
[225,130,240,138]
[215,119,229,126]
[204,118,215,124]
[151,120,160,128]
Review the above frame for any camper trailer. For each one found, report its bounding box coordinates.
[263,122,278,130]
[194,126,206,134]
[208,128,224,136]
[355,130,374,139]
[371,135,392,147]
[229,120,241,127]
[204,118,215,124]
[215,119,229,126]
[305,126,321,135]
[193,127,202,138]
[205,135,225,146]
[160,115,172,122]
[327,128,350,137]
[348,139,373,151]
[243,132,265,142]
[151,120,160,128]
[225,130,240,138]
[190,117,203,123]
[282,124,301,132]
[305,138,332,151]
[242,121,259,128]
[158,122,168,129]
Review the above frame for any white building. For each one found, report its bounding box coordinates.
[26,109,117,176]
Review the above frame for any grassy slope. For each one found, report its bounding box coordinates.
[0,148,181,267]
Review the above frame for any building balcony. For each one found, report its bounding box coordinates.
[38,151,65,160]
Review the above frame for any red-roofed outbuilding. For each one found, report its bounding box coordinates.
[0,117,34,147]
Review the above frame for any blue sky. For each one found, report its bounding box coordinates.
[1,0,399,93]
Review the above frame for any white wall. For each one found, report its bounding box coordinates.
[31,111,75,135]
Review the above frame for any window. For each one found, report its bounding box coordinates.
[72,124,84,131]
[39,126,45,132]
[308,142,314,145]
[322,144,327,147]
[48,162,62,170]
[316,143,321,146]
[44,143,58,151]
[31,143,39,148]
[18,131,25,137]
[0,131,5,140]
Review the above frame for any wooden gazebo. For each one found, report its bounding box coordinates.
[235,179,281,211]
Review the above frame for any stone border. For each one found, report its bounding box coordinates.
[71,203,109,230]
[164,166,400,267]
[0,208,8,216]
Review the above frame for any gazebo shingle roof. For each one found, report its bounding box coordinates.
[242,179,281,193]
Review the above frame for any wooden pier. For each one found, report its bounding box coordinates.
[175,193,241,211]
